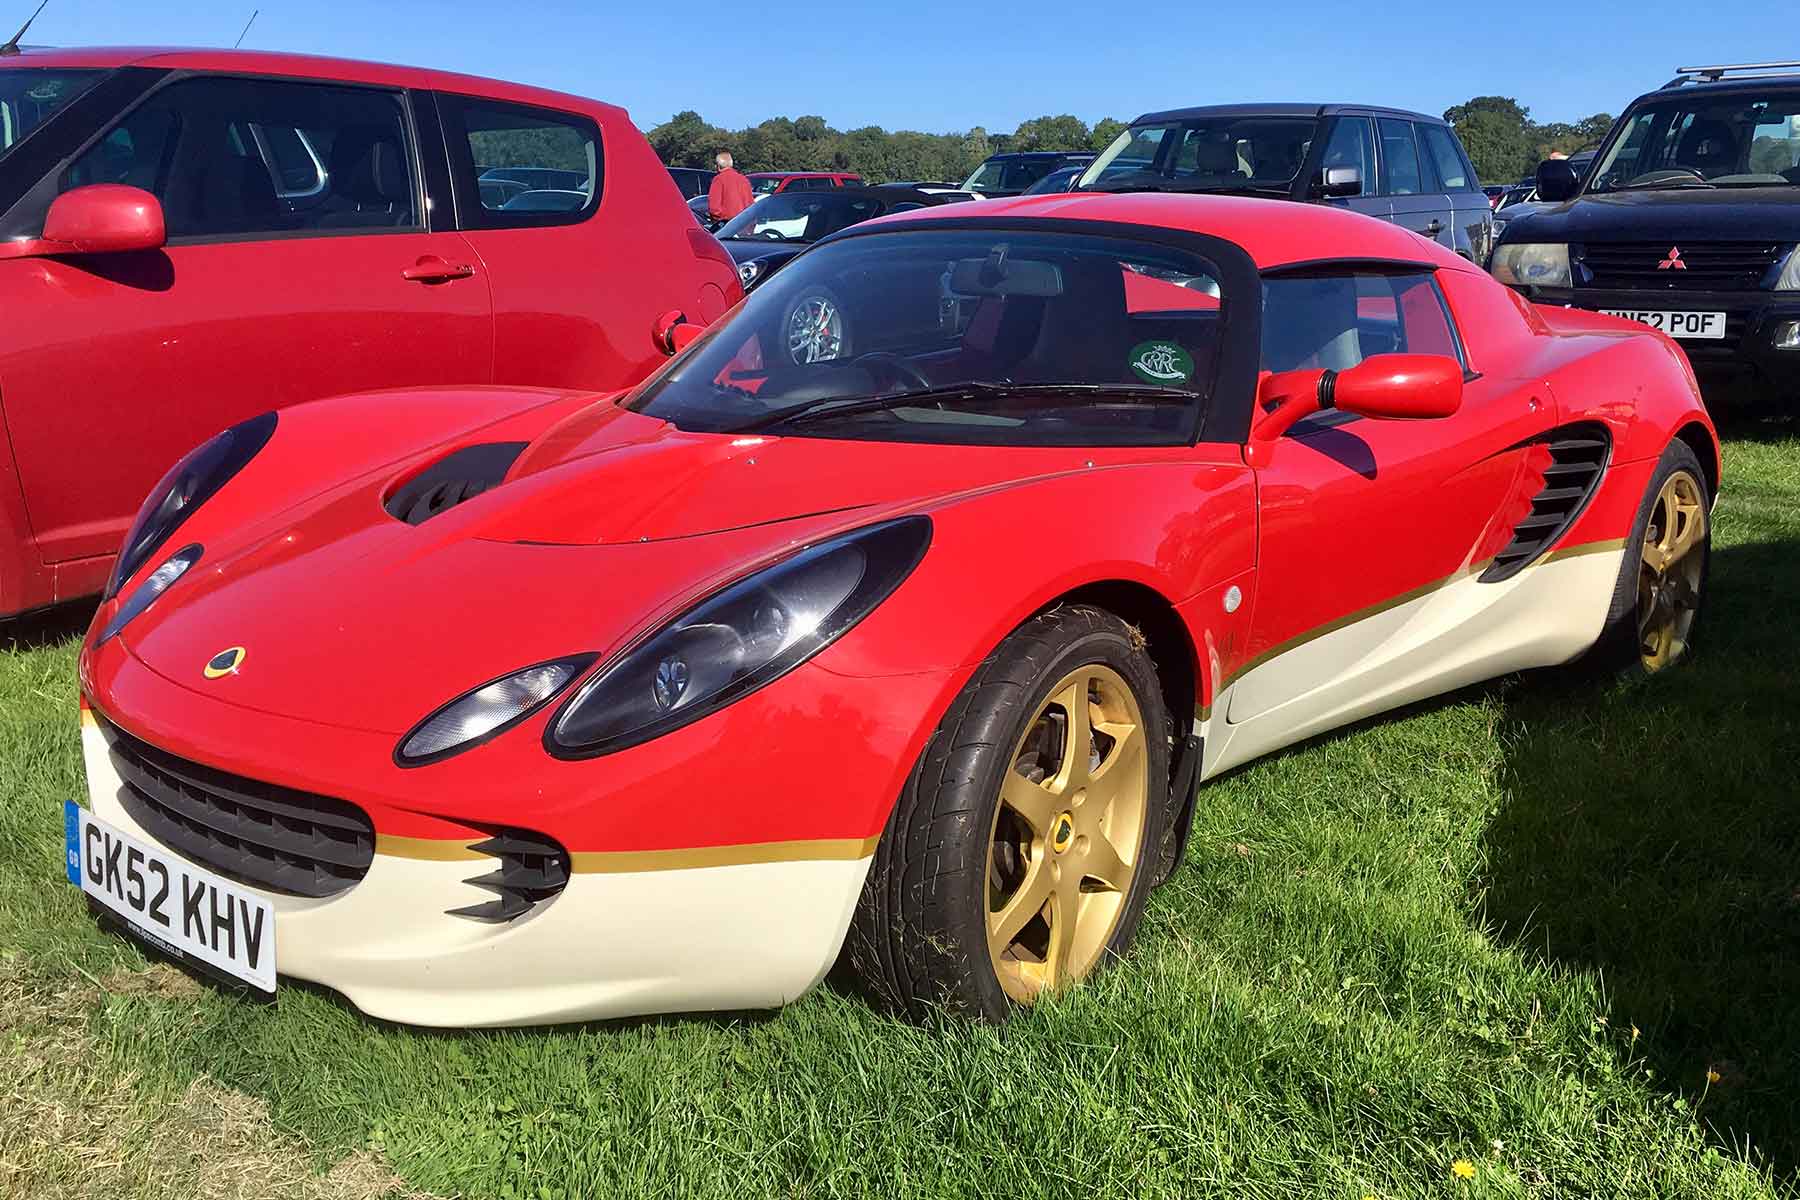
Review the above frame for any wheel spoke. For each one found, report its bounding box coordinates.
[1081,830,1131,893]
[1051,675,1094,792]
[988,859,1051,953]
[1000,770,1060,835]
[1667,500,1705,564]
[1044,884,1079,987]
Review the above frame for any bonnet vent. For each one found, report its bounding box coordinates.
[385,442,528,526]
[1481,424,1611,583]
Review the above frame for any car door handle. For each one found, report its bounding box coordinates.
[1421,220,1445,237]
[402,257,475,284]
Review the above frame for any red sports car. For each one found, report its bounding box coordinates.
[70,194,1717,1027]
[0,46,738,619]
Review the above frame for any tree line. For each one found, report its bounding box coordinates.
[648,98,1614,188]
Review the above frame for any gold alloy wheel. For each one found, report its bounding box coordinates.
[986,663,1149,1004]
[1638,470,1707,671]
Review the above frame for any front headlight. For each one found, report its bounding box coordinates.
[738,259,763,289]
[547,516,932,758]
[109,411,277,597]
[397,656,595,766]
[1774,245,1800,291]
[1490,242,1571,289]
[97,544,201,645]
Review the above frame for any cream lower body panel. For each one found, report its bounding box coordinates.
[80,720,872,1028]
[1201,548,1624,778]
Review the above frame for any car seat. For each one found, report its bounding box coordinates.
[1015,257,1137,384]
[319,126,412,227]
[162,119,282,238]
[1675,118,1739,177]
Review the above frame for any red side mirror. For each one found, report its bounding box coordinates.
[1332,354,1463,419]
[652,309,707,356]
[41,185,165,256]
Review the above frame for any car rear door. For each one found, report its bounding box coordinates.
[1377,117,1453,248]
[0,71,492,568]
[1313,114,1389,223]
[1417,121,1494,262]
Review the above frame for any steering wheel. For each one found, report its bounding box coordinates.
[1625,167,1707,187]
[757,229,785,240]
[853,351,933,392]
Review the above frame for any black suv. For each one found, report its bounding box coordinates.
[1074,104,1495,263]
[960,151,1096,198]
[1491,63,1800,405]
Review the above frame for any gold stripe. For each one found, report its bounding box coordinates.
[1539,536,1627,564]
[568,836,881,874]
[375,835,486,863]
[375,833,880,872]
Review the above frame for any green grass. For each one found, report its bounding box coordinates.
[3,431,1798,1199]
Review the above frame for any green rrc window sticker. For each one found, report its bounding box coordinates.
[1128,340,1194,386]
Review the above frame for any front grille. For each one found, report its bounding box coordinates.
[449,827,570,923]
[1578,241,1784,292]
[1482,424,1612,583]
[105,720,375,898]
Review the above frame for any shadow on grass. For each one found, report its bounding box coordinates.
[1485,535,1800,1178]
[1,600,97,654]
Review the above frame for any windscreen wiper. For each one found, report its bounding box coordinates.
[742,380,1192,433]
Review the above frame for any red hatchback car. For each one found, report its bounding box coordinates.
[747,171,864,197]
[0,47,739,618]
[71,194,1716,1027]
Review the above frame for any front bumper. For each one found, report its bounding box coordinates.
[1515,283,1800,396]
[79,709,875,1026]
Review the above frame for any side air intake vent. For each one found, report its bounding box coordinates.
[1481,424,1611,583]
[447,827,571,923]
[384,442,528,526]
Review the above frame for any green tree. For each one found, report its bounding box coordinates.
[1444,96,1535,182]
[1089,118,1127,152]
[1012,114,1090,152]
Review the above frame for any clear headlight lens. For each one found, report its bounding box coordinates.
[1490,242,1571,289]
[97,544,201,645]
[547,516,932,759]
[1773,245,1800,291]
[109,411,276,597]
[397,656,595,766]
[738,259,763,288]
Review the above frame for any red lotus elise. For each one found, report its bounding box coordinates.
[71,194,1718,1026]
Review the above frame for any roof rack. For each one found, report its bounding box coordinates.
[1663,61,1800,87]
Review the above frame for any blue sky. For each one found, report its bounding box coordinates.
[15,0,1786,134]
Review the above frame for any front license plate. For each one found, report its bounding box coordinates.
[65,800,276,993]
[1601,309,1727,339]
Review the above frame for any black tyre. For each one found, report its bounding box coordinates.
[1586,439,1711,677]
[843,605,1171,1022]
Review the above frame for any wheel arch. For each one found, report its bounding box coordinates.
[1033,578,1199,745]
[1673,420,1720,499]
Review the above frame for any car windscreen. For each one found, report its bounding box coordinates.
[962,158,1058,192]
[1588,96,1800,191]
[1077,116,1318,194]
[751,175,783,195]
[0,68,104,164]
[717,192,884,243]
[629,230,1227,446]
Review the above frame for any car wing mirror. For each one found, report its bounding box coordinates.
[1534,159,1580,203]
[653,309,706,356]
[38,185,166,256]
[1247,354,1461,466]
[1315,165,1362,198]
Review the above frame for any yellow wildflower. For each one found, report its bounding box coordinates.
[1707,1068,1722,1085]
[1452,1159,1477,1180]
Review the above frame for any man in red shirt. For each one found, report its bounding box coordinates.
[706,151,754,223]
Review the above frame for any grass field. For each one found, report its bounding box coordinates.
[2,430,1796,1200]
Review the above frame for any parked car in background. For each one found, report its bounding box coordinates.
[0,46,741,619]
[714,186,947,290]
[668,166,716,199]
[1021,164,1085,195]
[688,193,720,229]
[872,181,980,203]
[960,151,1095,197]
[1076,103,1495,262]
[1491,62,1800,406]
[72,192,1717,1027]
[748,171,864,197]
[1484,184,1510,210]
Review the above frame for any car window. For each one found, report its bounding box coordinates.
[1589,95,1800,190]
[1079,116,1316,193]
[61,75,416,240]
[1318,116,1375,189]
[632,230,1228,446]
[0,69,104,163]
[1261,271,1464,374]
[443,95,601,229]
[1377,119,1425,196]
[1419,124,1474,191]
